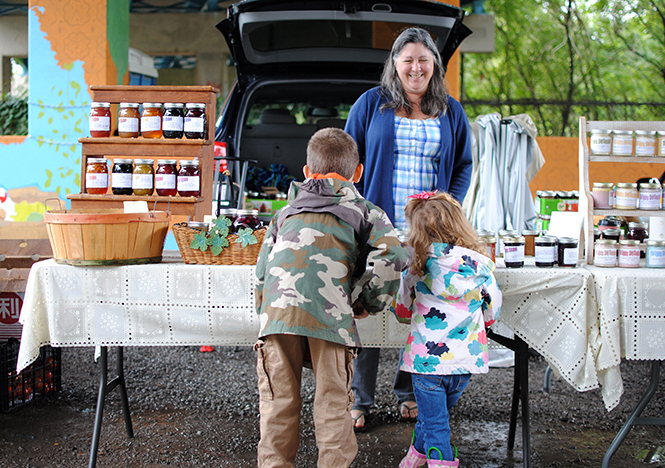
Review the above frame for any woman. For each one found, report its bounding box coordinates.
[345,27,473,431]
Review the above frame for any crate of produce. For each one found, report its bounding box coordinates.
[0,338,62,412]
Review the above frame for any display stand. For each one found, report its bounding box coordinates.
[68,86,218,221]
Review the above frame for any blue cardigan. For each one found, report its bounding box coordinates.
[345,87,473,223]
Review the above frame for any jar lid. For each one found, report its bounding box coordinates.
[639,182,661,189]
[113,158,133,164]
[157,159,177,165]
[535,236,557,244]
[119,102,139,108]
[91,102,110,107]
[593,182,614,188]
[602,228,621,236]
[658,131,665,136]
[164,102,184,108]
[498,229,519,236]
[87,157,107,163]
[619,239,641,246]
[646,239,665,246]
[142,102,162,108]
[134,159,154,165]
[179,159,199,166]
[480,236,497,243]
[612,130,633,135]
[540,190,557,198]
[616,182,637,188]
[187,221,209,230]
[522,229,539,236]
[186,103,206,109]
[218,208,238,215]
[557,237,578,244]
[628,221,648,229]
[504,236,525,243]
[634,130,656,136]
[590,129,610,134]
[237,209,259,216]
[556,191,570,198]
[596,239,617,246]
[477,229,495,237]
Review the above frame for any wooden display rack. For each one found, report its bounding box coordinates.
[578,117,665,264]
[67,85,218,221]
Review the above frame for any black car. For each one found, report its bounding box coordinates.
[214,0,471,207]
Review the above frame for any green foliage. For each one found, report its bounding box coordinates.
[0,93,28,135]
[189,216,256,256]
[236,227,259,248]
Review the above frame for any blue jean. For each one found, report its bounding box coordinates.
[412,373,471,461]
[351,348,414,415]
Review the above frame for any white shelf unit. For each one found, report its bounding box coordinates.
[578,117,665,264]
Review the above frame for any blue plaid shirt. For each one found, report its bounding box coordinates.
[393,116,442,229]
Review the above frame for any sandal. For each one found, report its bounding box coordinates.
[351,409,366,433]
[399,401,418,422]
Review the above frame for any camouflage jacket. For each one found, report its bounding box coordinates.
[255,177,411,347]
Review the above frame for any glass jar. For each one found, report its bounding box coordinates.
[233,209,262,232]
[614,182,638,209]
[592,182,614,209]
[498,229,519,258]
[111,158,133,195]
[503,236,525,268]
[634,130,657,157]
[184,103,207,139]
[132,159,154,196]
[522,229,538,256]
[89,102,111,138]
[557,237,578,268]
[589,129,611,155]
[85,158,109,194]
[218,208,238,230]
[612,130,634,156]
[601,228,621,243]
[618,239,641,268]
[594,239,617,267]
[627,221,648,258]
[479,234,496,263]
[566,190,579,212]
[598,216,622,233]
[187,221,209,232]
[141,103,163,138]
[638,182,661,210]
[534,236,557,267]
[118,103,140,138]
[155,159,178,196]
[177,159,201,197]
[658,131,665,157]
[646,240,665,268]
[163,103,184,139]
[594,228,601,241]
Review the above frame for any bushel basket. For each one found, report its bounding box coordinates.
[172,222,266,265]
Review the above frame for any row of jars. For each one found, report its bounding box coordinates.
[592,181,663,210]
[188,208,263,233]
[594,239,665,268]
[589,129,665,157]
[85,158,200,197]
[89,102,207,139]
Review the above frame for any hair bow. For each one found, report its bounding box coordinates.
[407,190,438,200]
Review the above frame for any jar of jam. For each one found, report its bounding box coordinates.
[646,239,665,268]
[184,103,207,139]
[534,236,557,267]
[85,158,109,194]
[592,182,614,209]
[498,229,518,258]
[634,130,657,157]
[155,159,178,196]
[627,221,648,258]
[557,237,578,268]
[594,239,617,267]
[89,102,111,138]
[163,103,184,139]
[118,103,140,138]
[187,221,209,232]
[132,159,154,196]
[614,182,638,209]
[111,158,133,195]
[218,208,238,228]
[478,232,496,263]
[141,103,163,138]
[522,229,538,256]
[618,240,641,268]
[612,130,634,156]
[589,129,611,155]
[598,216,622,233]
[177,159,201,197]
[601,228,621,243]
[638,182,661,210]
[233,209,262,232]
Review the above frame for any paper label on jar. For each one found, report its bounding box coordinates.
[112,172,132,188]
[563,247,578,265]
[639,191,661,210]
[89,116,110,132]
[163,116,184,131]
[594,247,616,266]
[590,135,611,155]
[184,117,205,133]
[618,248,641,267]
[141,115,161,132]
[647,247,665,267]
[615,189,637,209]
[612,138,633,155]
[635,137,656,156]
[535,245,556,263]
[86,173,108,188]
[118,117,139,133]
[177,176,200,191]
[132,173,153,189]
[155,174,176,189]
[504,244,524,263]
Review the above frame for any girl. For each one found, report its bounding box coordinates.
[394,191,502,468]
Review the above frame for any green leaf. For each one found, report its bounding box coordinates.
[211,216,231,238]
[48,117,53,124]
[209,236,228,256]
[190,232,210,251]
[38,111,44,119]
[235,228,258,248]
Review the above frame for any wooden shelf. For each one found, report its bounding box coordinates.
[67,194,206,218]
[589,155,665,163]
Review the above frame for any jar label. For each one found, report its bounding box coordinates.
[535,245,556,263]
[112,173,132,188]
[635,137,656,156]
[615,189,638,209]
[647,248,665,267]
[563,247,578,265]
[132,173,153,189]
[618,247,640,267]
[163,116,184,131]
[86,173,108,188]
[156,174,176,189]
[118,117,139,133]
[504,244,525,263]
[141,116,161,132]
[89,116,110,132]
[184,117,205,133]
[612,138,633,155]
[178,175,200,191]
[594,247,616,266]
[639,191,661,210]
[592,188,612,209]
[590,136,611,155]
[660,138,665,156]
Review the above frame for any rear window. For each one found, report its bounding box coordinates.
[246,103,353,126]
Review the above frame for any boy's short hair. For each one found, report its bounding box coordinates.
[306,128,360,180]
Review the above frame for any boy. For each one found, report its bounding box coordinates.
[254,127,410,468]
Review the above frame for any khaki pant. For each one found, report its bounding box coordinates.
[255,335,358,468]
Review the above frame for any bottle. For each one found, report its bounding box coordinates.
[177,159,201,197]
[141,103,163,138]
[184,103,207,139]
[132,159,154,196]
[504,236,525,268]
[155,160,178,196]
[163,103,185,139]
[85,158,109,194]
[118,103,140,138]
[89,102,111,138]
[111,159,133,195]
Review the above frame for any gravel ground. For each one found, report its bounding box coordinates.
[1,346,664,467]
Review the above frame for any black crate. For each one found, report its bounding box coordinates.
[0,338,62,412]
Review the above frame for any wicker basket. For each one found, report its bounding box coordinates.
[172,222,266,265]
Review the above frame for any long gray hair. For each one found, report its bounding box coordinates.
[380,27,449,117]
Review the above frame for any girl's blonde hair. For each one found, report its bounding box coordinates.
[405,191,488,276]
